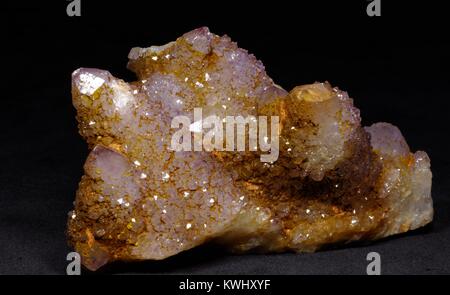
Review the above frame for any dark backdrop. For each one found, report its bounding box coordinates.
[2,1,449,274]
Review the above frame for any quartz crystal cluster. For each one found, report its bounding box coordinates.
[68,27,433,271]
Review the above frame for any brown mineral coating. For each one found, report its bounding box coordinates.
[68,27,433,270]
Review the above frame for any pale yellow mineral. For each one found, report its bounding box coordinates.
[68,27,432,270]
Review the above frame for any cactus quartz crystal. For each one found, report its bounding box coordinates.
[68,27,433,271]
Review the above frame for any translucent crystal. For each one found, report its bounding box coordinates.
[68,27,432,271]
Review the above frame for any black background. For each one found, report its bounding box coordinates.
[2,1,449,274]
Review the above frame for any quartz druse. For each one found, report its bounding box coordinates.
[68,27,433,271]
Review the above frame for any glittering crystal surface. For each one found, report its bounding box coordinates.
[68,27,433,271]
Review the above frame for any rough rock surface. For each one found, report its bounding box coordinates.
[68,27,433,271]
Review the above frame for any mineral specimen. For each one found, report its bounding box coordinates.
[68,27,433,271]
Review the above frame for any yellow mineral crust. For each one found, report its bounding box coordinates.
[68,27,432,271]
